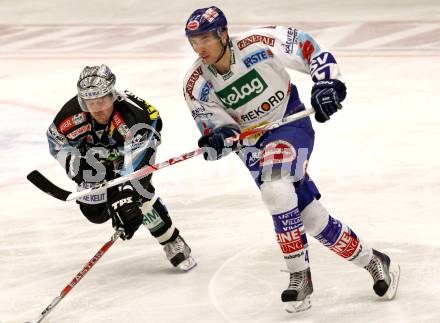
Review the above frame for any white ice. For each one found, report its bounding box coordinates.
[1,1,440,322]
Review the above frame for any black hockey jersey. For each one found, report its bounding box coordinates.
[47,90,162,186]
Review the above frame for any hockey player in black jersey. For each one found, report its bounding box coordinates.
[46,64,196,271]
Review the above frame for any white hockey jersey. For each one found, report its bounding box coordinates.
[183,26,342,145]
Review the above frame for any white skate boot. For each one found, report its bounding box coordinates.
[364,249,400,300]
[163,235,196,271]
[281,267,313,313]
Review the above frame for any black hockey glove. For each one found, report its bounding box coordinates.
[65,150,90,185]
[311,79,347,123]
[198,125,241,161]
[65,148,117,185]
[107,184,143,240]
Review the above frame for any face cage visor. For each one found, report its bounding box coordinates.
[77,89,118,113]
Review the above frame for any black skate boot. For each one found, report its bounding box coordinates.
[364,249,400,299]
[163,235,196,271]
[281,267,313,313]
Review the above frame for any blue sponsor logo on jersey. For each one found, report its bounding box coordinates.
[272,208,302,234]
[108,137,117,145]
[199,81,212,102]
[314,216,342,246]
[282,27,298,54]
[242,49,273,68]
[310,52,337,82]
[192,105,213,120]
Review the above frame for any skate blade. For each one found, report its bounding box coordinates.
[284,295,311,313]
[177,256,197,271]
[385,262,400,300]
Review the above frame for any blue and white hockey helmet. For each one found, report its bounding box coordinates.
[185,6,228,38]
[77,64,117,111]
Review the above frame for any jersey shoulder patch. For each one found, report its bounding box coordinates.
[54,96,91,140]
[123,90,159,120]
[183,60,207,101]
[234,28,276,51]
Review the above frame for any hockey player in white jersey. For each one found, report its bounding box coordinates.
[182,6,400,312]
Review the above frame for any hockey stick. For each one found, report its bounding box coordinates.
[27,229,124,323]
[27,108,314,201]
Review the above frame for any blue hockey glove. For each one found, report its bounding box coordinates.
[311,79,347,123]
[198,125,241,161]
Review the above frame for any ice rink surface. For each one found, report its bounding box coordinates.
[1,0,439,322]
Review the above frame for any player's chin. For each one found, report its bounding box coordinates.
[92,114,109,124]
[201,55,212,64]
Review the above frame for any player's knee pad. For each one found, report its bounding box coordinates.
[141,196,179,244]
[260,179,298,214]
[300,199,330,236]
[78,202,110,224]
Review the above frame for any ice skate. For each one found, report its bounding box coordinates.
[281,267,313,313]
[364,249,400,300]
[163,235,196,271]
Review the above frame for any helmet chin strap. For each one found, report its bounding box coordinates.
[214,36,228,64]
